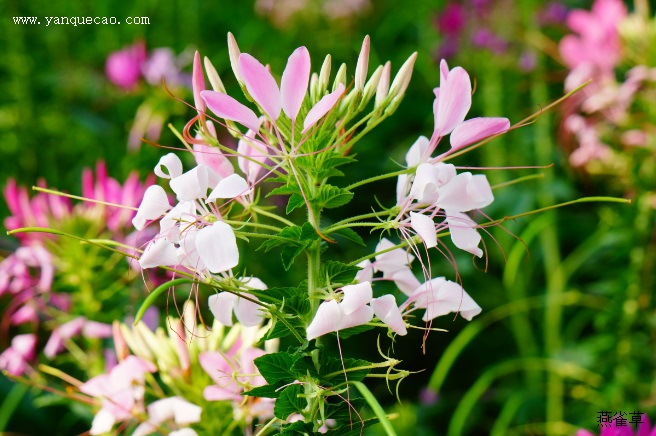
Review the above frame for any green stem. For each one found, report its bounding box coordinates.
[250,205,295,227]
[327,209,395,229]
[352,381,398,436]
[344,168,412,192]
[223,219,283,232]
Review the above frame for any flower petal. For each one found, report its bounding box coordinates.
[437,172,493,212]
[421,280,481,321]
[410,212,437,248]
[196,222,239,273]
[373,238,415,274]
[89,409,117,436]
[281,47,311,121]
[371,295,407,335]
[207,174,251,201]
[208,292,238,326]
[201,90,260,132]
[434,66,472,136]
[169,165,219,201]
[234,296,263,326]
[154,153,183,179]
[238,53,281,120]
[339,282,373,315]
[302,83,345,133]
[388,268,421,297]
[338,305,374,330]
[237,122,268,184]
[450,117,510,151]
[405,136,430,167]
[306,300,341,340]
[192,51,206,114]
[446,211,483,257]
[132,185,171,230]
[139,238,179,269]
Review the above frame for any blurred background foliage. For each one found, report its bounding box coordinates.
[2,0,655,434]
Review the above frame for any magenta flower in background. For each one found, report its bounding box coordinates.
[105,42,147,90]
[575,414,655,436]
[0,334,37,376]
[435,3,466,37]
[537,2,569,26]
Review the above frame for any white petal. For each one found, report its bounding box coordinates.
[154,153,183,179]
[422,280,481,321]
[355,260,373,283]
[238,276,268,290]
[405,136,430,167]
[373,238,414,274]
[132,185,171,230]
[396,174,410,204]
[371,295,407,335]
[170,165,220,201]
[306,300,341,340]
[89,409,116,435]
[176,227,204,269]
[338,305,374,330]
[234,297,263,326]
[410,212,437,248]
[339,282,373,315]
[207,174,251,201]
[208,293,238,326]
[160,201,197,243]
[389,268,421,297]
[195,222,239,273]
[139,239,179,269]
[446,211,483,257]
[146,397,202,426]
[170,430,199,436]
[409,163,456,204]
[437,172,493,212]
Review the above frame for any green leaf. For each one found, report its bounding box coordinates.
[315,185,354,209]
[253,352,299,384]
[268,184,300,197]
[328,418,380,435]
[321,357,371,384]
[337,324,375,339]
[282,245,306,270]
[273,384,306,419]
[324,398,365,421]
[242,381,287,398]
[266,315,306,341]
[329,228,366,246]
[280,420,311,435]
[290,356,319,379]
[320,261,361,286]
[299,222,320,243]
[286,193,306,214]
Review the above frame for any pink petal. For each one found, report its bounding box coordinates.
[83,321,113,338]
[237,124,268,184]
[355,35,370,91]
[450,117,510,151]
[281,47,311,121]
[437,172,493,212]
[439,59,449,85]
[10,305,38,325]
[203,385,238,401]
[12,334,37,360]
[355,260,374,283]
[199,351,233,385]
[423,280,481,321]
[201,90,260,132]
[446,211,483,257]
[207,174,251,201]
[339,282,373,315]
[154,153,183,179]
[195,222,239,273]
[238,53,281,120]
[302,83,345,133]
[139,238,179,269]
[434,66,472,136]
[371,295,407,335]
[410,212,437,248]
[306,300,341,340]
[192,51,206,113]
[132,185,171,230]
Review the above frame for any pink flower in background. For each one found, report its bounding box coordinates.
[105,42,147,90]
[575,414,654,435]
[435,3,466,37]
[0,334,37,376]
[559,0,627,76]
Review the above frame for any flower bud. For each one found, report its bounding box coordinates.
[355,35,370,91]
[375,61,391,108]
[359,64,383,110]
[113,321,130,361]
[318,54,332,95]
[203,56,226,94]
[309,72,320,103]
[389,52,418,99]
[227,32,242,83]
[333,63,347,91]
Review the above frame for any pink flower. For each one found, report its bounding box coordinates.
[105,42,147,90]
[0,334,37,376]
[559,0,626,74]
[132,397,202,436]
[44,317,112,359]
[80,355,157,435]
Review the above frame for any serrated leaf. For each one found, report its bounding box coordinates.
[281,420,311,435]
[320,260,361,286]
[286,193,306,214]
[329,228,366,246]
[282,245,305,270]
[320,357,371,384]
[274,384,306,419]
[324,398,365,421]
[266,315,306,341]
[242,380,287,398]
[299,222,319,243]
[328,418,379,435]
[268,184,301,197]
[290,356,319,379]
[337,324,375,339]
[253,352,299,384]
[316,185,354,209]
